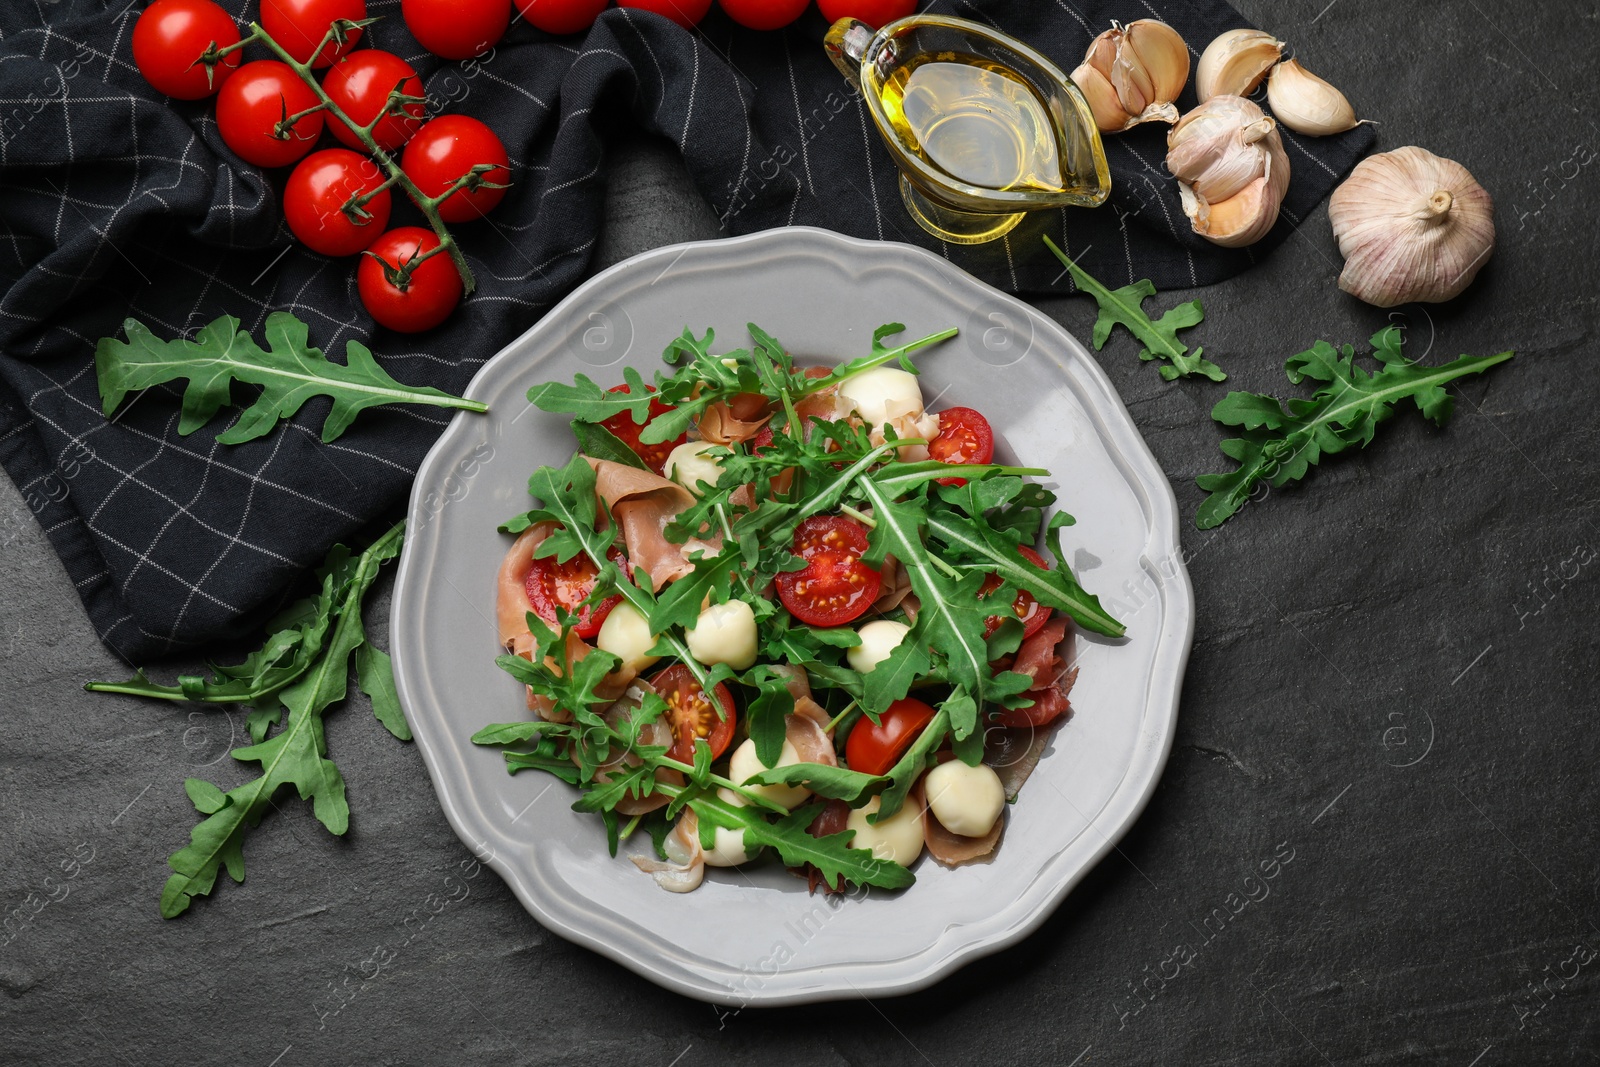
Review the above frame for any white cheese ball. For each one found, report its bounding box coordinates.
[845,796,926,866]
[663,441,724,496]
[685,599,758,671]
[847,619,910,674]
[701,824,755,867]
[923,760,1006,838]
[728,737,810,810]
[594,602,660,670]
[839,367,925,430]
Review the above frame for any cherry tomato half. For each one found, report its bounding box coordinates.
[358,227,463,333]
[598,384,687,474]
[980,545,1053,641]
[524,545,626,638]
[284,149,392,257]
[215,60,324,168]
[990,686,1070,730]
[261,0,366,68]
[322,50,425,152]
[401,116,511,223]
[718,0,809,30]
[774,515,882,628]
[817,0,918,26]
[845,697,937,776]
[650,663,737,766]
[402,0,509,60]
[517,0,608,34]
[928,406,994,487]
[133,0,241,100]
[616,0,712,30]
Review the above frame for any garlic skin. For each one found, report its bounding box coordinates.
[1166,95,1290,248]
[1328,146,1496,307]
[1196,28,1283,101]
[1266,59,1360,136]
[1070,19,1190,134]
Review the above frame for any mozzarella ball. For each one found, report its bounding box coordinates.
[701,824,755,867]
[728,737,810,810]
[839,367,925,430]
[923,760,1006,838]
[685,599,758,671]
[594,602,660,670]
[847,619,910,674]
[663,441,725,496]
[845,796,926,866]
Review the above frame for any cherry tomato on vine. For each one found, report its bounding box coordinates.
[816,0,917,25]
[260,0,367,68]
[284,149,392,257]
[400,116,511,223]
[845,697,937,777]
[358,227,463,333]
[598,384,687,474]
[980,544,1053,641]
[215,60,324,168]
[515,0,608,34]
[132,0,241,100]
[717,0,808,30]
[322,50,425,152]
[927,405,994,486]
[774,514,882,628]
[402,0,509,60]
[615,0,712,30]
[649,663,737,766]
[523,545,627,638]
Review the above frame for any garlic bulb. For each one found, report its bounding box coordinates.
[1267,59,1361,136]
[1166,95,1290,248]
[1328,146,1496,307]
[1070,19,1190,133]
[1196,28,1282,101]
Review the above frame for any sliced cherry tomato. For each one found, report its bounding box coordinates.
[991,686,1069,729]
[284,149,392,257]
[215,60,325,168]
[260,0,366,68]
[816,0,918,25]
[749,424,774,454]
[650,663,737,766]
[980,545,1052,640]
[524,545,626,638]
[516,0,608,34]
[598,384,687,474]
[402,0,509,60]
[718,0,809,30]
[846,697,937,776]
[133,0,241,100]
[322,50,424,152]
[616,0,712,30]
[775,515,882,627]
[357,227,463,332]
[400,116,511,223]
[928,406,994,487]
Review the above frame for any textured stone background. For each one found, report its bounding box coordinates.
[3,0,1597,1063]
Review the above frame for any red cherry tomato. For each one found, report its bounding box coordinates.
[598,384,687,474]
[774,515,882,628]
[816,0,917,25]
[991,686,1069,729]
[928,406,994,487]
[980,545,1052,640]
[845,697,937,776]
[133,0,241,100]
[400,116,511,223]
[284,149,392,257]
[516,0,608,34]
[717,0,808,30]
[322,51,425,152]
[215,61,324,168]
[358,227,463,333]
[649,663,737,766]
[523,545,626,638]
[402,0,509,60]
[260,0,366,68]
[616,0,712,29]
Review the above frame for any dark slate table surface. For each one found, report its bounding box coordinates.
[4,1,1597,1063]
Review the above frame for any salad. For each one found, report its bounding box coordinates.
[471,321,1124,894]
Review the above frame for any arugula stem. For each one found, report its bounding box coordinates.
[618,812,643,842]
[838,504,874,528]
[823,700,859,735]
[797,328,960,397]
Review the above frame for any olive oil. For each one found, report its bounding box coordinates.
[879,53,1066,195]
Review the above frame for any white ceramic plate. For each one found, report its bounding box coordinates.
[391,226,1192,1005]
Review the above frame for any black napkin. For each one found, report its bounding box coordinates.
[0,0,1373,661]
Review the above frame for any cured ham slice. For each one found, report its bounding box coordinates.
[923,803,1004,867]
[630,808,704,893]
[495,521,556,652]
[584,457,712,592]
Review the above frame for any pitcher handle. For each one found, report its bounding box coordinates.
[823,18,876,91]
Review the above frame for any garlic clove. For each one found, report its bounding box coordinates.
[1077,19,1191,133]
[1266,58,1361,136]
[1070,61,1131,134]
[1196,28,1283,101]
[1167,95,1289,248]
[1124,19,1190,105]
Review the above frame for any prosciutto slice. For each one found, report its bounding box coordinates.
[584,457,708,591]
[495,521,556,652]
[630,809,704,893]
[590,681,683,817]
[924,804,1005,867]
[698,398,771,446]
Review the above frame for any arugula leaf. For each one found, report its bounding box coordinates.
[1195,327,1515,529]
[801,323,960,396]
[355,642,410,742]
[1043,236,1224,383]
[859,621,933,716]
[572,420,648,471]
[745,762,886,803]
[692,794,914,891]
[95,313,487,445]
[742,665,797,768]
[524,365,654,425]
[873,705,951,822]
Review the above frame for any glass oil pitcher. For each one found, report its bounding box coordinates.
[825,15,1111,245]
